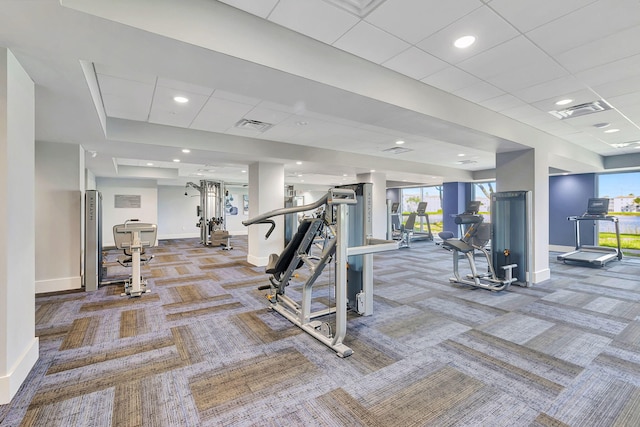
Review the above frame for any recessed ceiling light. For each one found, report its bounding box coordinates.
[173,159,180,162]
[555,99,573,106]
[146,162,153,166]
[370,169,376,172]
[457,153,465,157]
[297,174,303,177]
[174,96,189,103]
[593,122,610,129]
[343,174,348,177]
[395,140,405,145]
[604,128,620,133]
[562,173,569,176]
[241,170,246,173]
[454,35,476,49]
[182,149,191,153]
[296,161,302,165]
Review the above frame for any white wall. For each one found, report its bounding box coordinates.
[157,185,200,239]
[97,178,158,247]
[34,141,82,293]
[225,185,249,236]
[0,48,39,404]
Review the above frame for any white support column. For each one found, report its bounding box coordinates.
[247,162,284,266]
[496,149,550,283]
[356,172,386,239]
[0,48,39,404]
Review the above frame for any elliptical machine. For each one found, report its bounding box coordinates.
[442,212,517,292]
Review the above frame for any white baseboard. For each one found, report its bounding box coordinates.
[35,276,82,294]
[0,337,39,404]
[247,254,268,267]
[157,232,200,240]
[532,268,551,284]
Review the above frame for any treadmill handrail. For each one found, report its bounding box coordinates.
[567,215,619,222]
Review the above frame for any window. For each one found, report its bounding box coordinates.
[472,181,495,221]
[598,172,640,256]
[400,186,443,233]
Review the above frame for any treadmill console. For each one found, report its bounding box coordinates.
[584,198,610,217]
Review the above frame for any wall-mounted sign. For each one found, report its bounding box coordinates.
[114,194,141,208]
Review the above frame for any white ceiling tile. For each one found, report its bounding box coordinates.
[488,0,596,33]
[190,97,254,132]
[479,94,525,112]
[537,121,582,137]
[485,58,568,93]
[101,94,150,122]
[575,53,640,87]
[333,21,411,64]
[512,76,587,104]
[530,89,601,114]
[216,0,279,18]
[268,0,360,44]
[243,106,291,124]
[365,0,482,44]
[592,75,640,99]
[453,81,504,103]
[421,66,481,92]
[156,77,213,96]
[607,90,640,109]
[97,75,154,120]
[556,25,640,74]
[457,36,549,80]
[526,0,640,55]
[150,86,209,115]
[382,47,448,80]
[416,5,519,65]
[93,64,156,85]
[148,109,197,129]
[501,104,550,121]
[97,74,154,99]
[211,89,261,106]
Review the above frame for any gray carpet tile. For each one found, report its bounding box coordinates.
[2,237,640,426]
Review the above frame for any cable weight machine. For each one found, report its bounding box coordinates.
[185,180,232,249]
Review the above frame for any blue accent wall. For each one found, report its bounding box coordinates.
[549,174,597,246]
[442,182,468,237]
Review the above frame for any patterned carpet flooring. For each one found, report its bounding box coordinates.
[2,236,640,426]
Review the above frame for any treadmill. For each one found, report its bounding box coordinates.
[557,198,622,267]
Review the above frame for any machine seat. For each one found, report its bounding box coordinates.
[442,239,474,253]
[265,219,316,278]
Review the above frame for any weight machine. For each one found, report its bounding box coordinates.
[243,185,398,357]
[113,219,157,297]
[185,180,232,249]
[442,191,531,291]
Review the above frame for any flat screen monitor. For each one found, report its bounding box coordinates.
[416,202,427,214]
[586,198,609,216]
[465,201,481,214]
[391,202,399,214]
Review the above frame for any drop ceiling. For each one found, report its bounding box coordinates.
[1,0,639,188]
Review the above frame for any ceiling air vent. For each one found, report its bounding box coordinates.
[383,146,413,155]
[548,100,612,120]
[322,0,388,17]
[234,118,273,132]
[456,159,478,165]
